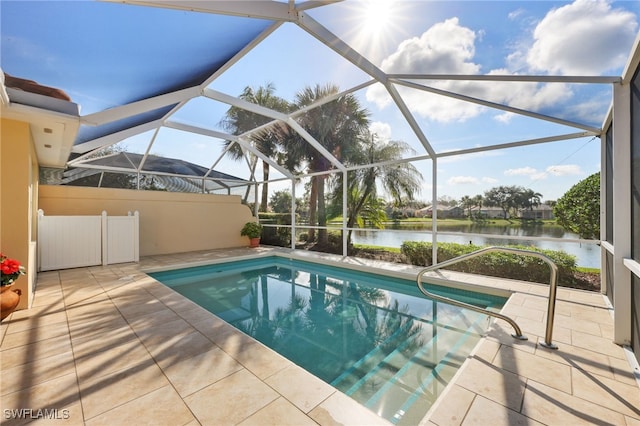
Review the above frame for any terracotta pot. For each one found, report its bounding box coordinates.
[1,285,22,321]
[249,237,260,248]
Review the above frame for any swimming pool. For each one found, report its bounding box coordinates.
[150,256,506,425]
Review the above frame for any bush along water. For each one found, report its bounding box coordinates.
[400,241,577,287]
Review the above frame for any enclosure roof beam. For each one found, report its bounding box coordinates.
[393,78,602,134]
[164,120,294,179]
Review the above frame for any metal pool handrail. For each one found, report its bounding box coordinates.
[416,246,559,349]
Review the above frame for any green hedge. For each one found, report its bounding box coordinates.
[400,241,577,285]
[258,213,298,247]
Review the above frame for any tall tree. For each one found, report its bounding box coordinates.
[331,133,422,248]
[520,188,543,212]
[285,84,370,246]
[484,185,524,219]
[459,195,473,218]
[219,83,290,211]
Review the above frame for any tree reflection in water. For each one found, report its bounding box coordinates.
[232,266,425,384]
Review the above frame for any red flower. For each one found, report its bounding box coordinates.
[2,258,21,274]
[1,254,25,286]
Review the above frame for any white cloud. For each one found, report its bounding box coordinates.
[527,0,638,74]
[367,18,573,123]
[493,112,514,123]
[508,8,525,20]
[504,166,538,176]
[448,176,479,185]
[482,177,499,184]
[546,164,582,176]
[369,121,392,141]
[366,18,484,122]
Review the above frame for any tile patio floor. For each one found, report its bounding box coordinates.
[1,247,639,425]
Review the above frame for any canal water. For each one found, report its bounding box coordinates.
[351,223,600,268]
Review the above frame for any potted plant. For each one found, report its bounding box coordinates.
[241,221,263,248]
[1,253,25,321]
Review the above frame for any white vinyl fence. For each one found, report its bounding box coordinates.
[38,210,139,271]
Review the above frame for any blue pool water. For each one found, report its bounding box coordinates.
[150,256,506,425]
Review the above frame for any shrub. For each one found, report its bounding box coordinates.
[258,212,299,247]
[400,241,577,286]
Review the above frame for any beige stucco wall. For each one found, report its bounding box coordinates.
[38,185,256,256]
[1,118,37,310]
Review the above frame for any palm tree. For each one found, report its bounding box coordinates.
[219,83,290,211]
[281,84,369,246]
[460,195,473,218]
[333,132,422,248]
[522,188,543,211]
[472,194,484,218]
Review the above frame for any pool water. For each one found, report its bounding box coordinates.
[150,257,506,425]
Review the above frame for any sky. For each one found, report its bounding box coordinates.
[2,0,639,204]
[208,0,639,202]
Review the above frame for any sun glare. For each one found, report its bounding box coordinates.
[362,0,394,33]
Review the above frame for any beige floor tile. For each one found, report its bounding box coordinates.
[1,373,82,417]
[133,317,195,345]
[533,343,615,380]
[462,395,540,426]
[470,339,500,362]
[600,323,615,339]
[484,322,538,355]
[500,304,545,322]
[111,294,168,320]
[521,295,551,311]
[308,391,391,425]
[1,350,76,395]
[3,310,69,334]
[571,330,626,359]
[511,315,571,345]
[238,397,319,426]
[265,364,336,413]
[160,346,243,397]
[426,384,475,426]
[522,379,627,425]
[1,334,73,369]
[571,307,616,325]
[74,336,154,380]
[84,385,196,426]
[571,368,640,418]
[144,330,216,368]
[64,295,116,319]
[184,369,279,425]
[554,312,603,336]
[229,339,291,380]
[67,316,132,343]
[77,359,170,419]
[609,356,640,387]
[0,320,70,350]
[626,415,640,425]
[23,402,85,426]
[195,317,256,351]
[454,358,526,412]
[493,345,572,393]
[124,307,183,335]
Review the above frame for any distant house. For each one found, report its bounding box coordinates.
[414,205,464,218]
[440,205,465,218]
[415,205,432,218]
[471,206,508,219]
[519,204,554,220]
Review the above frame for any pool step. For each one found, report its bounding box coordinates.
[362,314,487,425]
[330,309,486,425]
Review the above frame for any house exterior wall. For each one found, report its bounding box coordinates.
[38,185,256,257]
[1,118,38,310]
